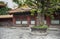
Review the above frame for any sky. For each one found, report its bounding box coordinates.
[0,0,18,9]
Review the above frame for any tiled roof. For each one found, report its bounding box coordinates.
[0,4,6,7]
[0,15,13,18]
[8,6,31,14]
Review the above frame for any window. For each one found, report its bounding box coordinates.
[16,18,21,24]
[22,21,28,24]
[51,20,59,24]
[16,21,21,24]
[22,16,28,24]
[44,20,46,24]
[51,14,60,25]
[30,17,35,24]
[31,20,35,24]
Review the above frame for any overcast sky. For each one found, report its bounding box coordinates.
[0,0,18,9]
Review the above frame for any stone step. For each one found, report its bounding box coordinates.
[48,28,60,31]
[30,31,48,36]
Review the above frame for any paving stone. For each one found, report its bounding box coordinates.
[0,27,60,39]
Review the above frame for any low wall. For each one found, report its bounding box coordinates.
[0,18,13,26]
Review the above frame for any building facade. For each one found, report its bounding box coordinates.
[0,2,60,27]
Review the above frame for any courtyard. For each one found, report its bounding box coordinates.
[0,27,60,39]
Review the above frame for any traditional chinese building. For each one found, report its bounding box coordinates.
[0,2,13,26]
[8,8,60,27]
[8,7,37,27]
[0,2,60,27]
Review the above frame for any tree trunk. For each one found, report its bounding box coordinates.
[36,13,45,26]
[36,13,40,26]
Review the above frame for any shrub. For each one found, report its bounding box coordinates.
[0,1,4,4]
[32,25,48,29]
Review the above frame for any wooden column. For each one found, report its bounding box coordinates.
[27,16,30,26]
[46,16,51,26]
[35,16,37,26]
[12,16,16,25]
[20,16,22,25]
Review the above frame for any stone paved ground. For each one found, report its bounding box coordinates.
[0,27,60,39]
